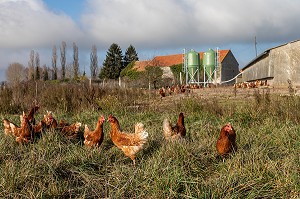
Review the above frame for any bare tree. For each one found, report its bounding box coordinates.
[60,41,66,80]
[35,52,40,80]
[66,63,74,79]
[90,45,98,79]
[73,42,79,79]
[6,62,25,86]
[28,50,35,81]
[144,65,163,89]
[52,45,57,80]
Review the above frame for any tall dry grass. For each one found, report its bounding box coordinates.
[0,83,300,198]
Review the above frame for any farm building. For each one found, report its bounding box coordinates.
[241,39,300,87]
[133,49,239,85]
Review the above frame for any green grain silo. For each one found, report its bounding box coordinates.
[203,49,216,82]
[187,49,200,82]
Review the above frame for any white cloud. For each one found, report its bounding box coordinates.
[82,0,300,48]
[0,0,300,81]
[0,0,84,49]
[0,0,87,79]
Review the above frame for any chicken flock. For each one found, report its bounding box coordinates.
[3,105,237,165]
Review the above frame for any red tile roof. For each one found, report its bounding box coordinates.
[133,60,152,71]
[152,54,183,66]
[133,50,230,71]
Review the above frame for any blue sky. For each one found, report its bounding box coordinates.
[0,0,299,81]
[43,0,84,22]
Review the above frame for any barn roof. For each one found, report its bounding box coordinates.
[133,49,231,71]
[133,60,152,71]
[242,39,300,71]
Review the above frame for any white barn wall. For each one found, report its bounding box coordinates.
[242,54,273,82]
[242,40,300,87]
[272,41,300,86]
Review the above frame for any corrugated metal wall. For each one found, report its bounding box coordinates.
[242,40,300,86]
[272,41,300,85]
[242,54,274,82]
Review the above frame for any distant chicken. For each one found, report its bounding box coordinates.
[163,112,186,141]
[31,120,47,135]
[27,105,40,124]
[4,113,43,139]
[3,118,19,136]
[15,112,35,144]
[57,119,70,130]
[42,111,58,129]
[159,87,166,98]
[107,115,148,165]
[216,123,237,157]
[84,115,105,147]
[13,114,27,138]
[60,122,82,139]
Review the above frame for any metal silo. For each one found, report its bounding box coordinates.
[203,48,216,82]
[187,49,200,82]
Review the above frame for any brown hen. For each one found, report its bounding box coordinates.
[216,123,237,157]
[163,112,186,141]
[27,105,39,124]
[60,122,82,139]
[84,115,105,147]
[42,111,58,129]
[107,115,148,165]
[15,112,35,144]
[3,118,19,136]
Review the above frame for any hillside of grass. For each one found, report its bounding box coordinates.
[0,83,300,198]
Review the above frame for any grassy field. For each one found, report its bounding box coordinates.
[0,85,300,198]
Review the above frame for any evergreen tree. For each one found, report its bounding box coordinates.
[99,43,123,79]
[124,44,139,68]
[35,52,40,80]
[60,41,66,80]
[42,64,49,81]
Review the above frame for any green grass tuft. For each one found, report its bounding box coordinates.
[0,86,300,198]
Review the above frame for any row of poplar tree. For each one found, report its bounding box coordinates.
[6,42,139,84]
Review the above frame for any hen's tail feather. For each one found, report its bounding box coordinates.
[135,123,144,134]
[163,118,172,139]
[134,122,148,144]
[75,122,82,133]
[3,119,18,135]
[139,130,148,143]
[84,124,90,138]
